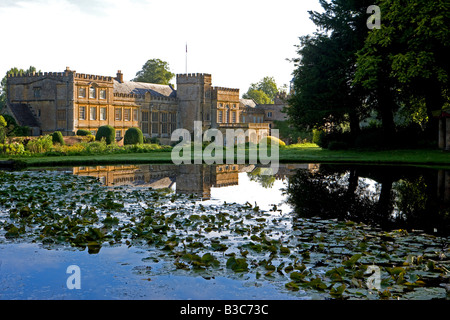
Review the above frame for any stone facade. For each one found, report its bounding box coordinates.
[5,68,286,144]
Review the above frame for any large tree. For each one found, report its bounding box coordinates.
[288,0,372,135]
[133,59,175,85]
[354,0,450,134]
[243,76,280,104]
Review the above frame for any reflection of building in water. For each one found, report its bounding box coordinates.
[274,163,320,180]
[73,164,243,200]
[73,165,176,189]
[437,170,450,203]
[213,164,240,187]
[72,163,320,200]
[175,164,242,200]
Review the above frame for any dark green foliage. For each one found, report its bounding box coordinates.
[95,125,115,145]
[273,120,312,144]
[51,131,65,145]
[318,125,435,150]
[145,136,161,145]
[327,140,350,151]
[312,129,326,146]
[124,127,143,145]
[289,0,371,134]
[1,114,30,137]
[76,129,92,136]
[354,0,450,135]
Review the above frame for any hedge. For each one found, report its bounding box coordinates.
[124,127,144,145]
[52,131,65,145]
[95,125,115,145]
[76,129,92,136]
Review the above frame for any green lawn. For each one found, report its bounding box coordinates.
[279,143,450,166]
[1,143,449,168]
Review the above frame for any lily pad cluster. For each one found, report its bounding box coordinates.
[1,170,449,299]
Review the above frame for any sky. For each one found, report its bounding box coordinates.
[0,0,323,95]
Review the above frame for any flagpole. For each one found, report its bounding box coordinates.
[185,42,188,74]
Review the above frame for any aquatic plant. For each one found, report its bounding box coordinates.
[0,170,449,300]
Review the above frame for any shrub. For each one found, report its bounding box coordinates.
[52,143,86,156]
[76,129,92,136]
[312,129,326,147]
[26,135,53,153]
[314,130,353,149]
[52,131,65,145]
[1,114,30,137]
[95,125,115,145]
[124,127,144,145]
[261,136,286,147]
[0,142,26,155]
[0,115,6,144]
[145,136,160,145]
[83,140,108,154]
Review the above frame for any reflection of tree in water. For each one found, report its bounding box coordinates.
[247,167,276,189]
[285,165,450,236]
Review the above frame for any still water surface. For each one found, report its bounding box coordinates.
[0,163,449,300]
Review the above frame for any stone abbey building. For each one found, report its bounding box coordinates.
[5,67,287,144]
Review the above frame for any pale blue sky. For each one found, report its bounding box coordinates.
[0,0,323,94]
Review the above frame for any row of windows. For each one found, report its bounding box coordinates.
[141,122,177,135]
[218,110,237,123]
[141,111,177,123]
[78,87,107,100]
[141,111,177,135]
[79,106,138,121]
[241,115,264,123]
[218,103,237,109]
[79,107,267,124]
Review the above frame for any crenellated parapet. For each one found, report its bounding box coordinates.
[74,73,113,82]
[148,94,177,102]
[7,71,72,79]
[176,73,212,84]
[212,86,239,93]
[114,92,143,99]
[6,68,114,85]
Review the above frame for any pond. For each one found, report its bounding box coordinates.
[0,163,449,300]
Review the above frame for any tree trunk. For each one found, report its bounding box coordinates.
[349,110,361,136]
[376,84,396,140]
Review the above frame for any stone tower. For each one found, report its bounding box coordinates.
[176,73,212,134]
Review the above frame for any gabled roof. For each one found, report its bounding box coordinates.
[113,80,176,98]
[239,98,257,108]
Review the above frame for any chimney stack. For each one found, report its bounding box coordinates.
[116,70,124,83]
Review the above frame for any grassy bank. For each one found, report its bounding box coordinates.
[1,143,449,168]
[279,143,450,166]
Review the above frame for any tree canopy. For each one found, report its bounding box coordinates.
[288,0,371,134]
[132,59,175,85]
[354,0,450,130]
[288,0,450,148]
[243,76,280,104]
